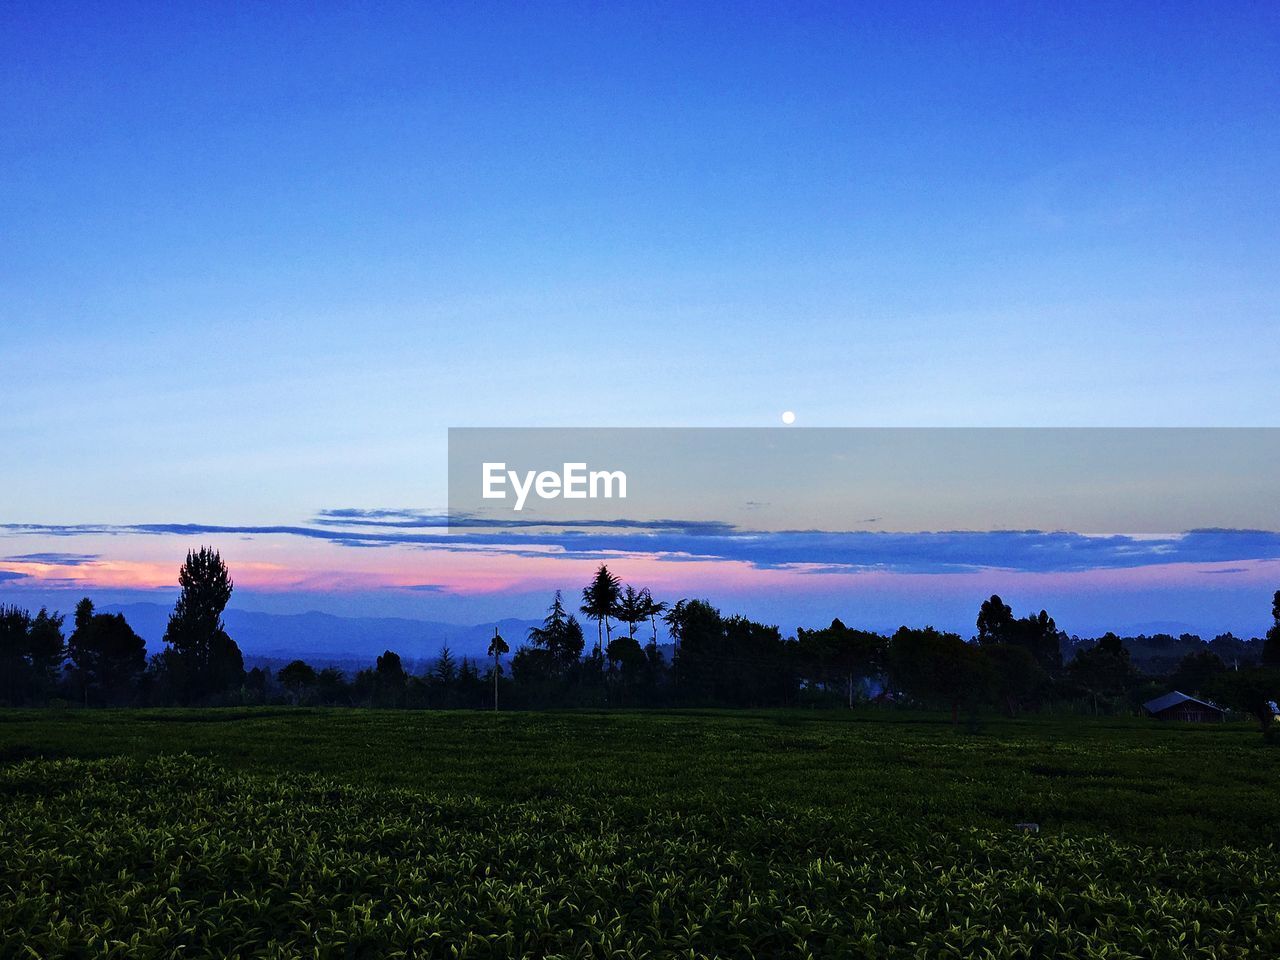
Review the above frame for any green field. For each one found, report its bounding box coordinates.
[2,709,1278,957]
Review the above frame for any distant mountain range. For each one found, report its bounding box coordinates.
[101,603,542,666]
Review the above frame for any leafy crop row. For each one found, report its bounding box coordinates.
[4,708,1277,847]
[2,754,1277,958]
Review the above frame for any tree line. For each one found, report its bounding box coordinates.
[4,553,1280,734]
[0,547,246,707]
[500,568,1280,733]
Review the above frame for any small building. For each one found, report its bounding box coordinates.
[1143,691,1225,723]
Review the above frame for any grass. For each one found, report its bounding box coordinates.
[1,707,1275,846]
[1,708,1278,957]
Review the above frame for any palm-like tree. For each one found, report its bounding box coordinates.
[640,588,667,645]
[617,585,646,640]
[487,628,509,711]
[663,599,689,652]
[580,564,621,657]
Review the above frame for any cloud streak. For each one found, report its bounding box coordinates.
[6,516,1280,575]
[313,509,736,534]
[2,552,101,565]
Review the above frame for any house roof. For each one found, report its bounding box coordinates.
[1143,690,1223,714]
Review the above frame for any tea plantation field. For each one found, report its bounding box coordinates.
[1,709,1277,957]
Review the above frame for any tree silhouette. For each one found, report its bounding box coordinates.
[563,616,586,663]
[244,666,269,703]
[0,607,29,705]
[1011,609,1063,674]
[888,626,983,724]
[617,585,646,640]
[277,660,318,703]
[1170,648,1226,697]
[488,628,509,710]
[606,634,644,670]
[435,645,457,685]
[580,564,621,657]
[662,599,692,649]
[664,600,792,706]
[373,649,407,707]
[976,595,1014,642]
[528,590,568,645]
[0,605,65,705]
[640,588,667,644]
[1209,666,1280,733]
[981,643,1046,716]
[67,598,96,705]
[1068,633,1136,713]
[796,618,885,708]
[67,599,145,706]
[528,591,585,668]
[161,547,243,703]
[316,667,349,705]
[606,634,646,703]
[27,607,66,701]
[457,657,484,707]
[977,597,1062,675]
[1262,589,1280,667]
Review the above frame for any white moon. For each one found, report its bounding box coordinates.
[781,410,796,425]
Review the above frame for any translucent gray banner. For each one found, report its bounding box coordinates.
[447,428,1280,533]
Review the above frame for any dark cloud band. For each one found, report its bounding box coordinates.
[5,518,1280,575]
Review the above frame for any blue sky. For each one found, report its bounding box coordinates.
[2,2,1279,635]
